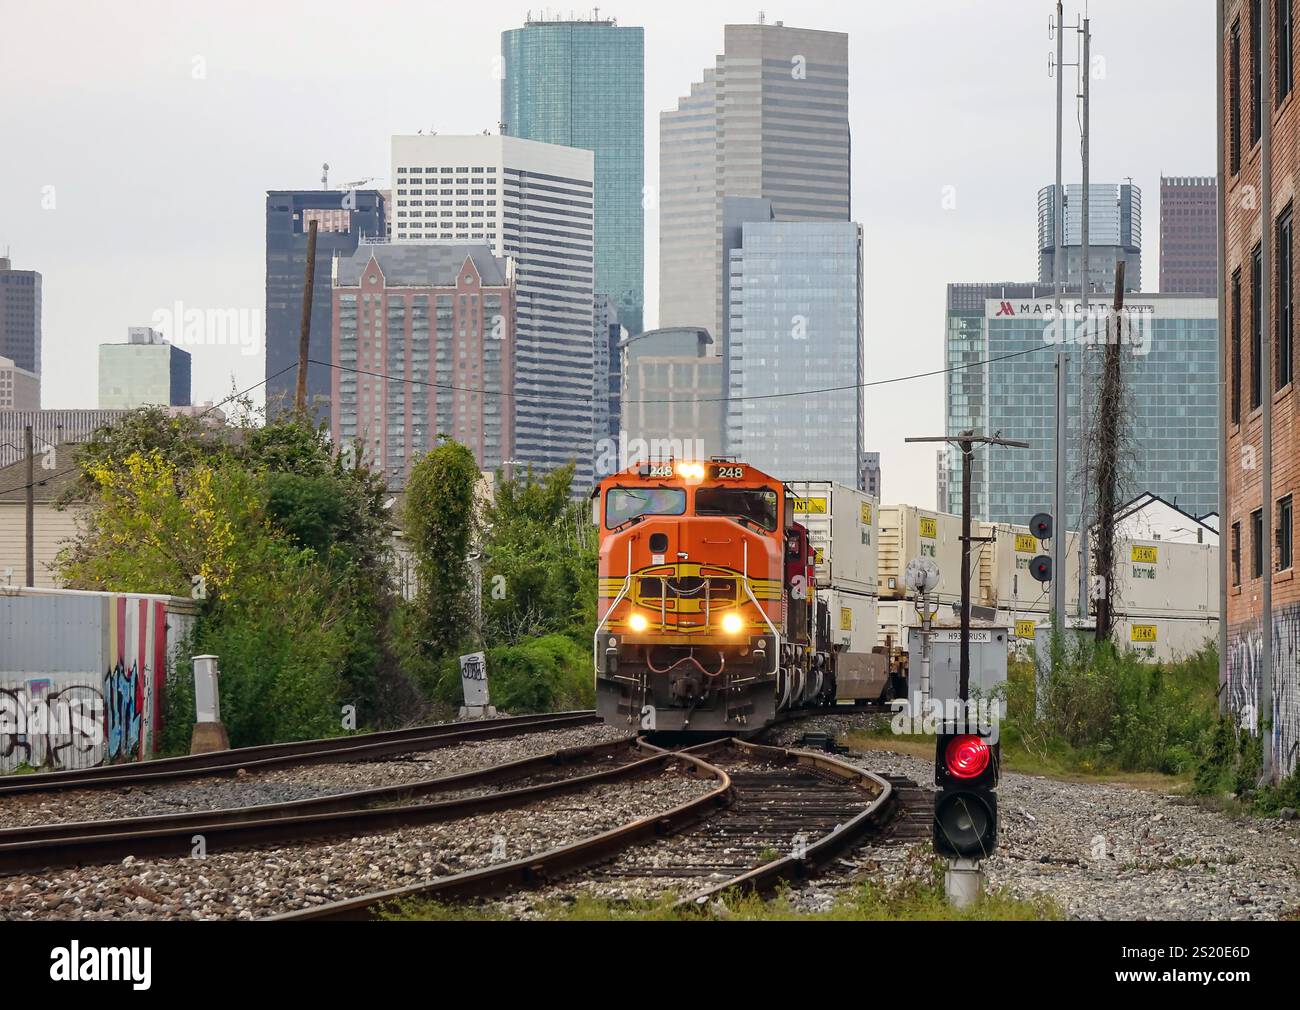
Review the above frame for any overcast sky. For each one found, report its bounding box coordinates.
[0,0,1215,506]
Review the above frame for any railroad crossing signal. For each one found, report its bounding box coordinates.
[1029,512,1053,541]
[1028,554,1052,583]
[933,729,1000,859]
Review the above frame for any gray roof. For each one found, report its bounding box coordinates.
[334,243,509,288]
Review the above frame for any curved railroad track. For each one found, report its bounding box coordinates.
[267,738,915,921]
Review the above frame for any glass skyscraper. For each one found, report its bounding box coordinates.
[727,222,863,488]
[501,16,644,338]
[944,291,1219,525]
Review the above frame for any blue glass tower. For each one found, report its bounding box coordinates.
[501,16,644,337]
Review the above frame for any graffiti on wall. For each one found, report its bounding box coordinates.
[1226,602,1300,779]
[0,680,105,772]
[0,595,170,773]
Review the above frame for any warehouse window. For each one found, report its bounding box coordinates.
[1252,508,1265,578]
[1280,496,1294,571]
[1232,20,1242,173]
[1280,0,1295,102]
[1232,522,1242,586]
[1232,268,1243,422]
[1253,242,1263,408]
[1280,204,1294,388]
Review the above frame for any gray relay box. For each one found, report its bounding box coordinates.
[905,623,1009,703]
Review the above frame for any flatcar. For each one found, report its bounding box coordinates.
[591,458,833,733]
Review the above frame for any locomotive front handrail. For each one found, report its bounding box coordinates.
[592,537,634,674]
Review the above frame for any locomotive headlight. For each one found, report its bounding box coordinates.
[721,613,744,634]
[628,613,649,632]
[674,461,705,480]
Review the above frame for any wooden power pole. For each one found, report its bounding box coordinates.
[294,218,320,414]
[24,424,34,587]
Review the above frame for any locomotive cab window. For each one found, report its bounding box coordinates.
[605,487,687,527]
[694,486,778,531]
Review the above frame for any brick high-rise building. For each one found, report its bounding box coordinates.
[1160,176,1218,294]
[330,243,515,489]
[1220,0,1300,780]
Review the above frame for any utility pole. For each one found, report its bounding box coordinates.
[24,424,34,588]
[907,433,1029,700]
[1051,0,1069,638]
[1077,15,1092,621]
[294,218,320,414]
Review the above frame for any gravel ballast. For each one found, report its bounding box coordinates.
[0,765,716,921]
[773,713,1300,921]
[0,723,632,829]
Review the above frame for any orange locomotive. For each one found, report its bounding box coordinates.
[592,458,832,733]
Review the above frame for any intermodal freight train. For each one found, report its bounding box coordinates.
[592,459,894,734]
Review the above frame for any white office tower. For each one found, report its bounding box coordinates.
[390,135,596,488]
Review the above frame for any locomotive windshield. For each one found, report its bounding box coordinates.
[605,487,687,527]
[694,486,779,531]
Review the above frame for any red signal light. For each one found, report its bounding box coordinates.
[944,735,991,779]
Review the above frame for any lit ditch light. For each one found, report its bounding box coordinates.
[933,731,999,858]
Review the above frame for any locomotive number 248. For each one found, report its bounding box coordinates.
[713,465,745,479]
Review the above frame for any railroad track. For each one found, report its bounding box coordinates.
[0,736,654,876]
[268,738,907,921]
[0,710,600,796]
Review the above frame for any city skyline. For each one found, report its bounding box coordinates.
[0,0,1215,507]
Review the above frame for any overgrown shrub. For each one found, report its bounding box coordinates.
[1003,638,1219,774]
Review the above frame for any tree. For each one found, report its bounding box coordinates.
[481,464,598,644]
[403,441,482,660]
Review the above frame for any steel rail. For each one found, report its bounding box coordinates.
[0,737,666,875]
[671,739,893,908]
[264,742,734,921]
[0,737,636,847]
[0,711,599,796]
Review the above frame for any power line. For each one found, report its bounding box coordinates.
[310,343,1050,406]
[3,365,298,497]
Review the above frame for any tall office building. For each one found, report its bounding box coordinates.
[727,221,863,488]
[0,356,39,410]
[391,134,595,487]
[502,15,644,337]
[1159,176,1218,294]
[944,291,1218,525]
[1037,182,1142,291]
[944,281,1054,517]
[593,293,622,455]
[98,328,191,409]
[265,190,387,414]
[616,327,725,474]
[935,450,949,513]
[660,23,850,343]
[860,451,881,498]
[331,243,515,488]
[0,256,41,401]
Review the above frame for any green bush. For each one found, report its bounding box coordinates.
[427,633,594,714]
[1002,639,1219,775]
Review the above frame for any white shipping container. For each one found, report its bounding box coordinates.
[982,521,1081,614]
[1110,539,1218,619]
[878,505,964,604]
[788,481,878,595]
[1114,615,1218,662]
